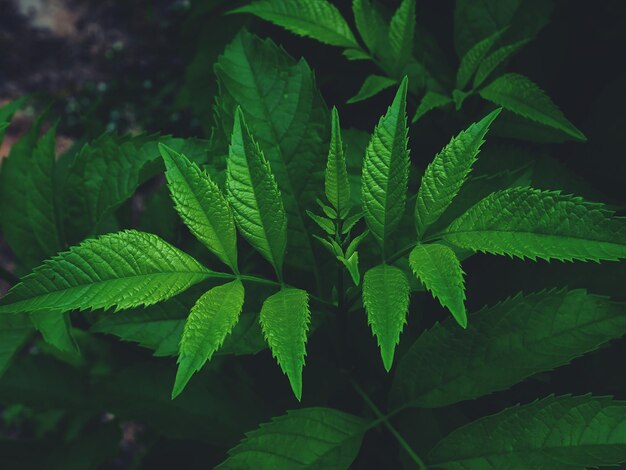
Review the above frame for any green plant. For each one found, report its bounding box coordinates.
[1,1,626,468]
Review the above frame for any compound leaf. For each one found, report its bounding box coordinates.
[160,144,238,272]
[0,230,216,314]
[173,280,245,399]
[217,407,367,469]
[361,77,410,250]
[456,29,503,90]
[441,187,626,262]
[231,0,359,49]
[392,289,626,408]
[325,107,351,217]
[428,395,626,469]
[473,38,530,87]
[415,109,500,239]
[347,75,397,104]
[363,264,410,372]
[479,73,586,141]
[260,288,310,400]
[227,107,287,279]
[409,244,466,328]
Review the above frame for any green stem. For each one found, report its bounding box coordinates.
[351,380,427,470]
[235,273,335,308]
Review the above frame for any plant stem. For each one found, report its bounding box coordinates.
[351,380,427,470]
[236,273,335,308]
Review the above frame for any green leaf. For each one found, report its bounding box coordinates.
[159,143,238,272]
[347,75,397,104]
[0,314,32,377]
[0,230,216,314]
[352,0,387,55]
[428,395,626,469]
[0,97,26,144]
[345,229,369,258]
[388,0,416,75]
[342,48,371,61]
[231,0,359,48]
[338,252,360,286]
[361,77,410,251]
[473,38,530,87]
[411,91,453,123]
[215,31,328,272]
[409,244,466,328]
[342,211,363,235]
[415,109,500,239]
[441,187,626,262]
[317,198,338,219]
[391,289,626,408]
[260,288,310,400]
[362,264,410,371]
[30,311,78,354]
[325,107,351,217]
[227,107,287,279]
[217,407,367,469]
[306,210,335,235]
[173,280,245,399]
[0,114,54,265]
[456,29,504,90]
[479,73,586,141]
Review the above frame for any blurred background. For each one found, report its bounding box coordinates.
[1,0,625,468]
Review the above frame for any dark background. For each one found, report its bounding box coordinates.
[0,0,625,468]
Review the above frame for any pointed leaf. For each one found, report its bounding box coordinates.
[456,29,504,90]
[215,31,328,271]
[342,211,363,235]
[479,73,586,141]
[227,108,287,278]
[362,264,410,371]
[339,252,360,286]
[345,229,369,258]
[0,230,216,314]
[231,0,359,48]
[392,289,626,408]
[412,91,453,123]
[173,280,245,398]
[347,75,397,104]
[388,0,416,75]
[473,38,530,87]
[428,395,626,469]
[30,311,78,354]
[159,144,238,272]
[409,244,466,328]
[324,107,351,217]
[0,314,32,377]
[260,288,310,400]
[352,0,388,54]
[361,77,410,250]
[415,109,500,239]
[317,198,337,219]
[306,210,335,235]
[217,407,367,469]
[441,187,626,262]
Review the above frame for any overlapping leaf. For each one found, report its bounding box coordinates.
[412,91,452,123]
[173,280,245,398]
[160,144,238,272]
[456,29,503,90]
[227,108,287,278]
[415,109,500,239]
[428,395,626,469]
[217,407,367,469]
[215,30,328,271]
[388,0,416,76]
[352,0,388,55]
[409,244,467,328]
[441,187,626,262]
[363,264,410,371]
[260,288,310,400]
[347,75,397,104]
[391,289,626,408]
[0,230,216,314]
[473,38,530,87]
